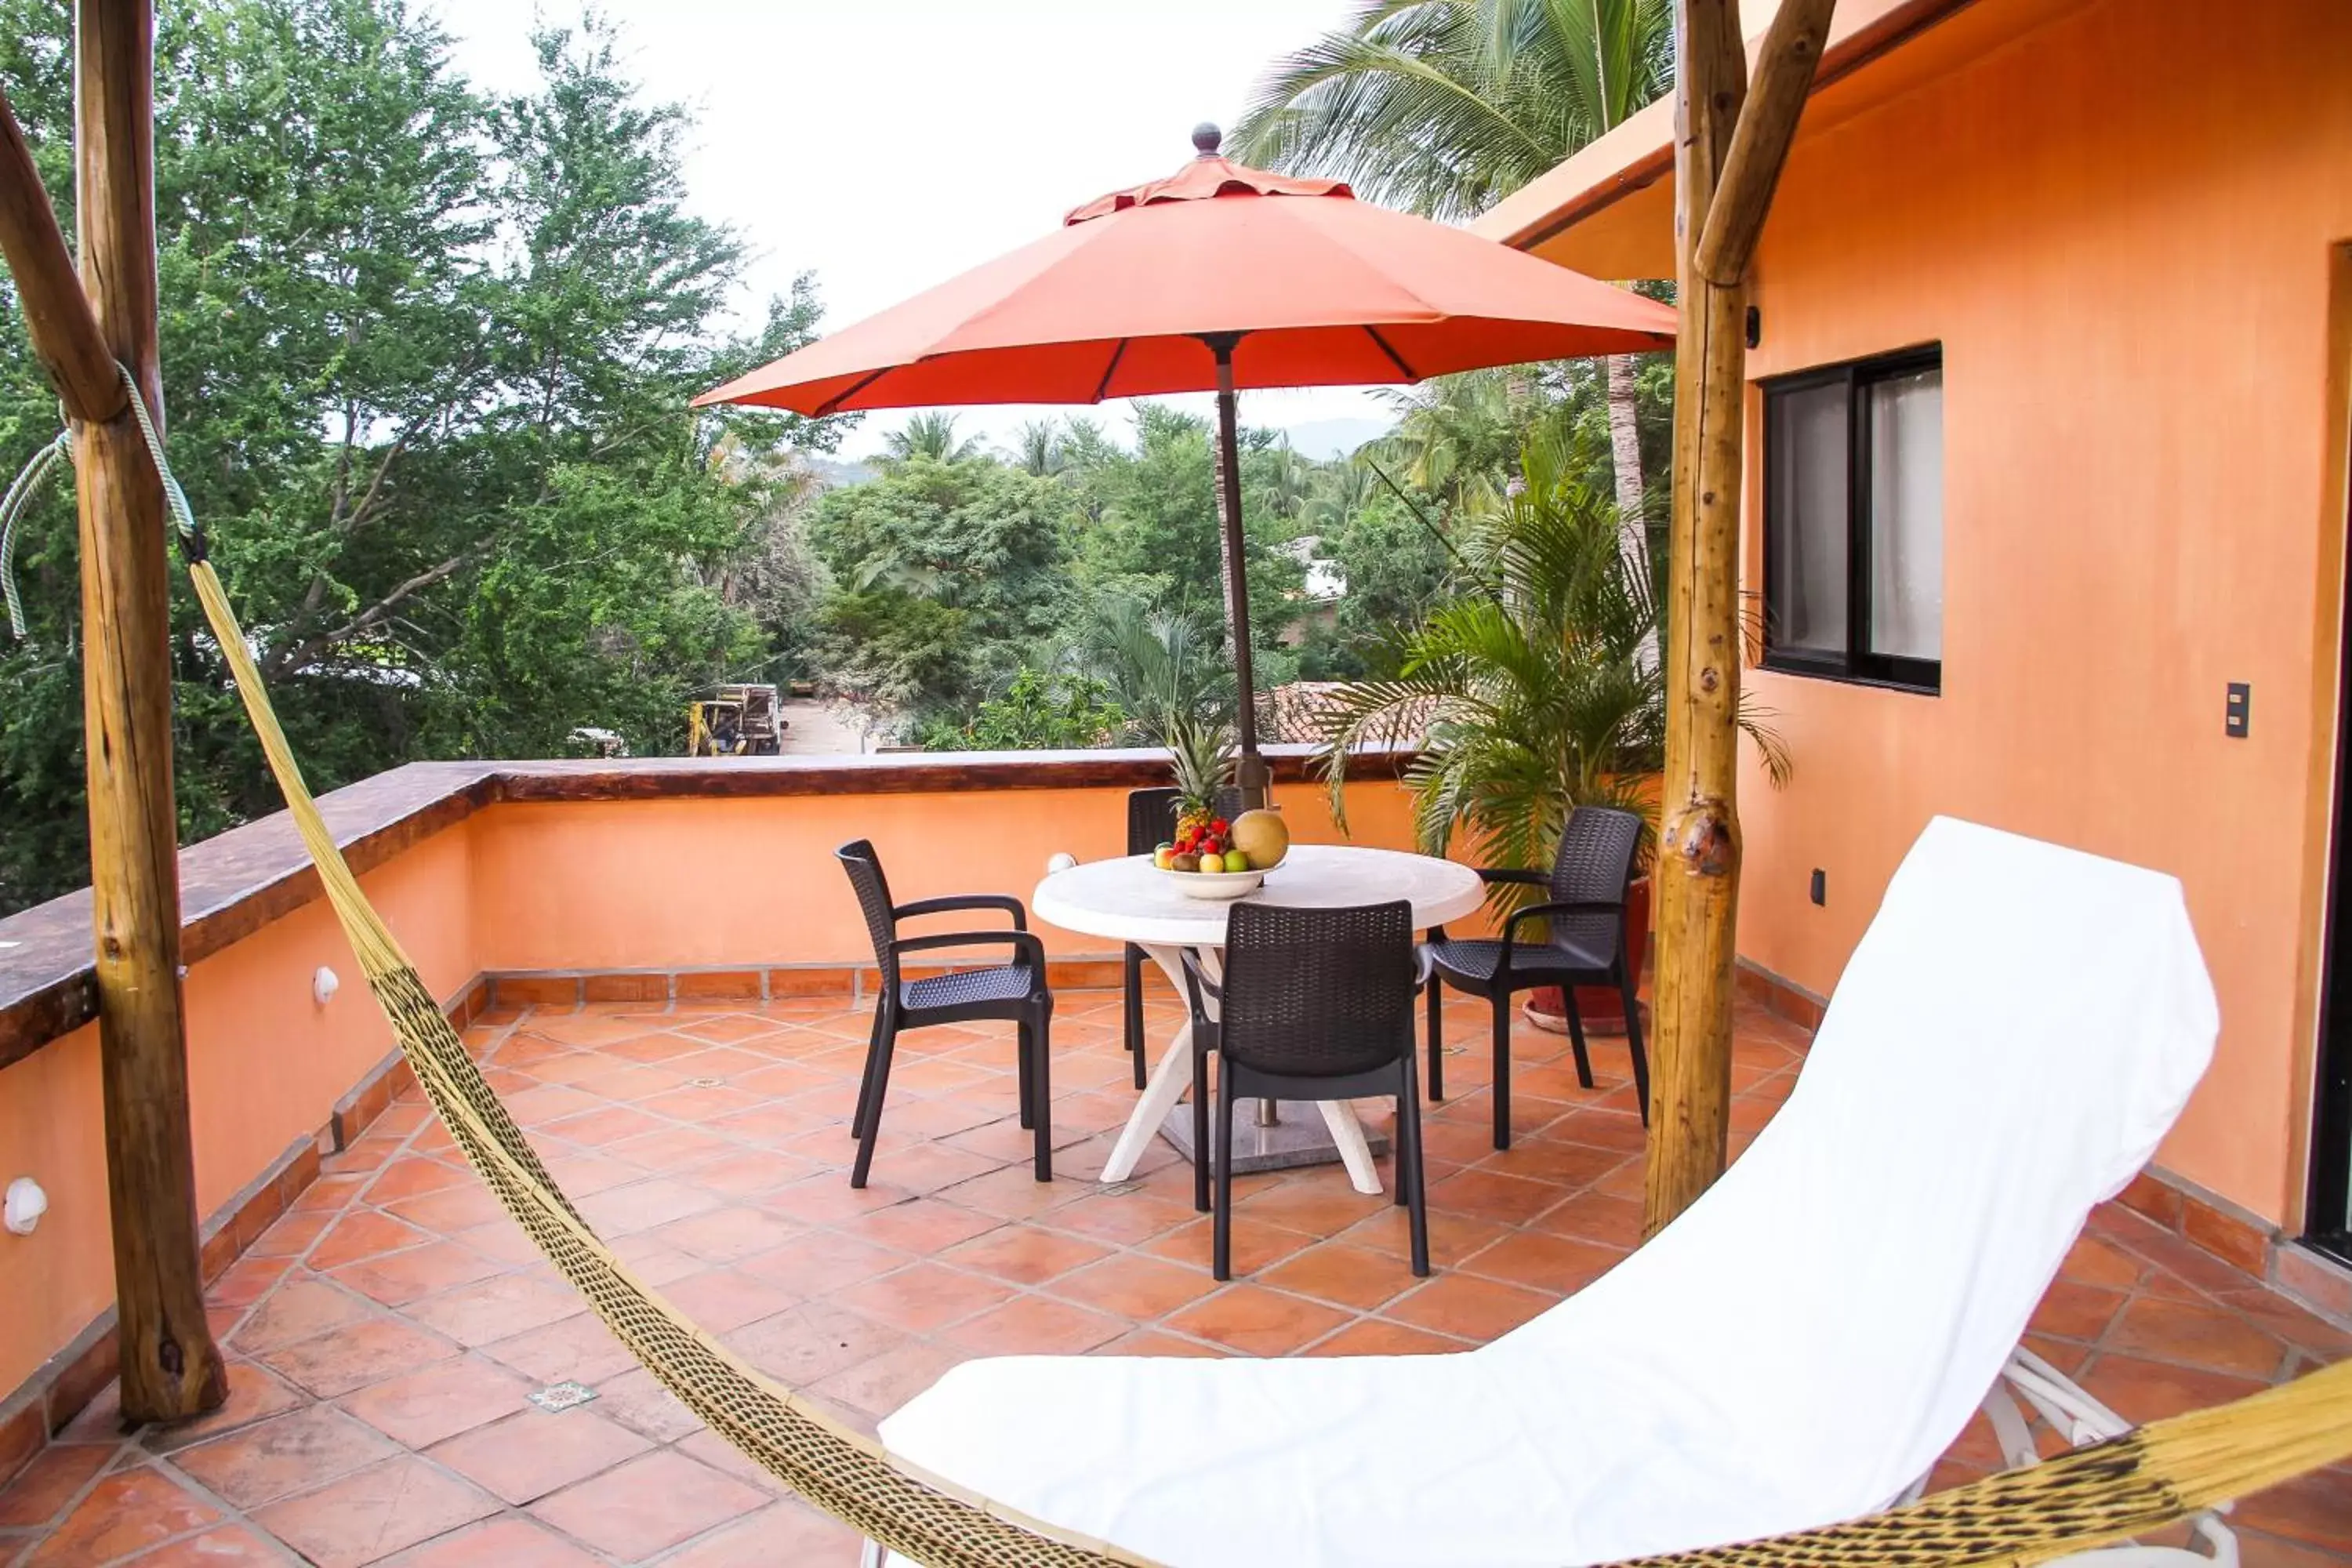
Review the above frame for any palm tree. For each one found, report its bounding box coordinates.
[1234,0,1672,593]
[1251,437,1321,524]
[880,411,985,466]
[1011,419,1067,478]
[1063,597,1234,744]
[1301,458,1381,536]
[1316,430,1785,887]
[1365,368,1538,512]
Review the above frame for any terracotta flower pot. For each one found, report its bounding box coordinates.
[1524,875,1650,1036]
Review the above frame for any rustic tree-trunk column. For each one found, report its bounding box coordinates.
[74,0,227,1422]
[1645,0,1750,1238]
[1645,0,1836,1238]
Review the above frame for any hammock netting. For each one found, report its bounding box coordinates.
[54,368,2352,1566]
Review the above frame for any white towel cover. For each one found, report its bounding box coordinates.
[879,818,2220,1566]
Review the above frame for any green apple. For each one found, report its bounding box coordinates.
[1222,851,1251,873]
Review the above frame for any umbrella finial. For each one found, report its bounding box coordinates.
[1191,122,1222,157]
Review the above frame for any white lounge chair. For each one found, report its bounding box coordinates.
[876,818,2227,1566]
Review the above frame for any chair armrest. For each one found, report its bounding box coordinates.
[891,929,1045,967]
[894,894,1027,931]
[1413,946,1435,989]
[1499,898,1624,970]
[1507,898,1624,922]
[1475,868,1548,887]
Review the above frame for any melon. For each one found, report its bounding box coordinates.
[1231,808,1289,869]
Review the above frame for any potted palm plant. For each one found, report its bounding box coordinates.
[1316,433,1787,1034]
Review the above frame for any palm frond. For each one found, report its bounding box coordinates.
[1233,0,1672,220]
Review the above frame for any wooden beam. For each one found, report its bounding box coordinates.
[1645,0,1838,1239]
[1694,0,1838,287]
[0,81,125,422]
[73,0,225,1424]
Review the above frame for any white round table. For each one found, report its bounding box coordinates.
[1035,844,1483,1193]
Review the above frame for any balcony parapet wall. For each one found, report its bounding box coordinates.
[0,746,1407,1069]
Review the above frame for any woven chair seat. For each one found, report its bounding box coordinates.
[903,964,1038,1011]
[1428,932,1610,985]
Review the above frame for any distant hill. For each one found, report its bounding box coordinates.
[806,454,877,489]
[1278,416,1391,461]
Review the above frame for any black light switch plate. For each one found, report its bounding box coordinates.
[1809,868,1826,906]
[2226,682,2251,739]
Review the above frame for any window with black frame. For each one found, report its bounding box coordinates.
[1761,346,1945,691]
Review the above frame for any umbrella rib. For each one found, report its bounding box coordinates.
[815,366,894,419]
[1091,339,1130,403]
[1363,325,1419,382]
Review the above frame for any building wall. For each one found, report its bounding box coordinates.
[467,777,1427,975]
[0,819,478,1403]
[1734,0,2352,1226]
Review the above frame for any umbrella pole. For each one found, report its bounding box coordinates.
[1208,334,1270,809]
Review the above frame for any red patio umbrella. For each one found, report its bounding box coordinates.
[696,126,1675,800]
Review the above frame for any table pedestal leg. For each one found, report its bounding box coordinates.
[1099,945,1388,1194]
[1317,1102,1381,1194]
[1098,946,1199,1185]
[1099,1014,1195,1185]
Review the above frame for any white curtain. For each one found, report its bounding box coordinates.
[1768,380,1849,655]
[1867,368,1944,661]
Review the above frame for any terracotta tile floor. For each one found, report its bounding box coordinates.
[5,988,2350,1566]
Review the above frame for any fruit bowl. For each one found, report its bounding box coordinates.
[1160,866,1265,900]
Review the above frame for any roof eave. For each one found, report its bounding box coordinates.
[1469,0,1999,261]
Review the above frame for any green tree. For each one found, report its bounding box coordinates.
[1009,419,1070,478]
[1062,597,1233,743]
[1368,368,1534,510]
[805,455,1078,716]
[1317,431,1786,886]
[1067,404,1305,672]
[880,412,985,466]
[0,0,829,913]
[1316,486,1460,677]
[811,588,966,739]
[931,668,1126,751]
[1235,0,1675,577]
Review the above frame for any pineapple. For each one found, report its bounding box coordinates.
[1163,716,1236,869]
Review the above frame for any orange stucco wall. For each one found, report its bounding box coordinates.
[1733,0,2352,1226]
[466,778,1427,975]
[0,773,1431,1402]
[0,820,478,1399]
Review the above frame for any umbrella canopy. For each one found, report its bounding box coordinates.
[696,132,1674,417]
[697,127,1675,800]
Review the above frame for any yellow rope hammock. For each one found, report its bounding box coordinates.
[100,369,2352,1566]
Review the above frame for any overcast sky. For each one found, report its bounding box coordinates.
[435,0,1396,459]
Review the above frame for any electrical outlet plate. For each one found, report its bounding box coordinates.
[2225,682,2251,738]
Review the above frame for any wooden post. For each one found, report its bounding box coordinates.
[0,91,125,423]
[72,0,227,1422]
[1645,0,1835,1238]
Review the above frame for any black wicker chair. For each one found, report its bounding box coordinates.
[836,839,1053,1189]
[1424,805,1650,1151]
[1180,900,1429,1280]
[1120,785,1242,1090]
